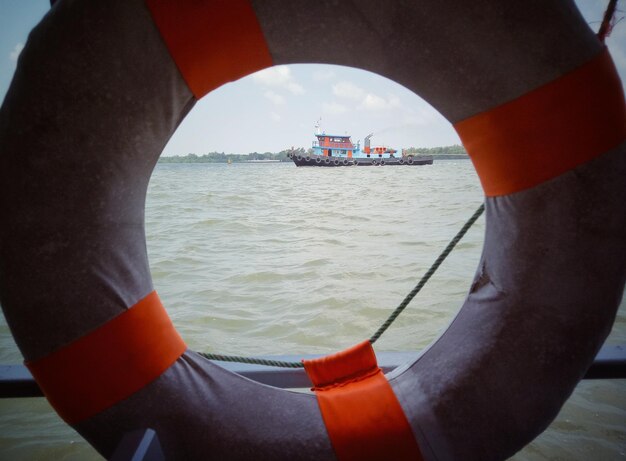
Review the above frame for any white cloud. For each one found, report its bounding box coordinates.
[264,90,285,105]
[332,81,365,100]
[252,65,304,94]
[9,43,24,62]
[333,81,402,112]
[388,95,401,107]
[402,114,426,126]
[401,110,441,127]
[323,102,348,114]
[313,69,335,82]
[252,66,289,85]
[359,93,401,111]
[361,94,384,109]
[287,82,304,95]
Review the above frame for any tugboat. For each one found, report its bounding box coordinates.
[288,125,433,167]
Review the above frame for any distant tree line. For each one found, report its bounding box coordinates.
[158,148,306,163]
[403,145,468,158]
[158,145,467,163]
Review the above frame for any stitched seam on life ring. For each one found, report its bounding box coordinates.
[312,366,381,391]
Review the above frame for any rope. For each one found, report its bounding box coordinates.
[598,0,618,42]
[200,203,485,368]
[369,203,484,344]
[197,352,305,368]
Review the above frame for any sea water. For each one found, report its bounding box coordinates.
[0,160,624,460]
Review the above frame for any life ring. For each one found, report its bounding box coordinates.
[372,159,379,166]
[305,156,311,162]
[380,160,386,166]
[1,1,624,460]
[407,156,414,164]
[324,157,331,164]
[315,157,322,164]
[296,154,302,161]
[399,158,405,165]
[333,159,340,166]
[342,159,349,166]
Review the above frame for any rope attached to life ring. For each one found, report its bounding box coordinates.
[598,0,619,42]
[199,203,485,367]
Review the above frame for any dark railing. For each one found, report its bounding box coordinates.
[0,345,623,460]
[1,344,624,399]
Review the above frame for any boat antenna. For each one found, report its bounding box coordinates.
[314,117,322,135]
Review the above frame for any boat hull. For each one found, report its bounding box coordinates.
[290,154,433,167]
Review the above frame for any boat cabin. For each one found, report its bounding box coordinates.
[310,131,398,160]
[312,134,355,158]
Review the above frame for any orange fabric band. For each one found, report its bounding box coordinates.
[26,291,187,424]
[144,0,273,99]
[303,341,423,461]
[454,48,626,196]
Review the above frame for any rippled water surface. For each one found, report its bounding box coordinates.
[1,161,624,459]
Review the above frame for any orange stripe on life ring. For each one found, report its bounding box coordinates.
[26,291,187,424]
[303,341,423,461]
[144,0,273,99]
[454,48,626,197]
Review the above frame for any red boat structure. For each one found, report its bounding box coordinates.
[289,129,433,167]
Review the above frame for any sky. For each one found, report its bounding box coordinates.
[1,1,624,156]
